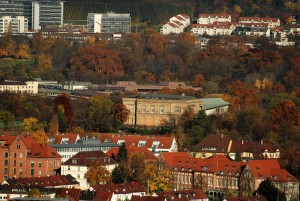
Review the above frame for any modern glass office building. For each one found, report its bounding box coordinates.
[87,12,131,33]
[0,0,63,31]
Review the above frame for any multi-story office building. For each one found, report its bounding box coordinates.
[0,0,63,31]
[87,12,131,33]
[0,16,28,33]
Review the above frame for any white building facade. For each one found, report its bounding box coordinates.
[0,16,28,33]
[161,14,190,35]
[0,78,38,94]
[87,12,131,33]
[197,14,231,24]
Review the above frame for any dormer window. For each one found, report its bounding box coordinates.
[72,159,78,164]
[138,140,146,147]
[152,141,160,147]
[117,140,125,145]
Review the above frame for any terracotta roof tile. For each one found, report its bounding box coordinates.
[93,191,113,201]
[131,195,166,201]
[54,133,79,144]
[106,146,156,161]
[269,168,299,182]
[92,182,146,194]
[247,160,280,178]
[193,134,231,153]
[158,152,191,166]
[28,143,61,158]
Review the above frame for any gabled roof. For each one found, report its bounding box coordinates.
[106,146,157,161]
[200,98,229,110]
[62,150,118,166]
[239,17,280,23]
[59,188,81,201]
[28,143,61,158]
[247,160,280,178]
[269,168,299,182]
[93,191,113,201]
[99,134,175,150]
[92,182,146,194]
[192,134,231,153]
[6,175,78,188]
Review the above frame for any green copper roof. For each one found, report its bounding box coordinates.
[200,98,229,110]
[129,94,197,100]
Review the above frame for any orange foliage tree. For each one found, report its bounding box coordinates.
[32,130,49,145]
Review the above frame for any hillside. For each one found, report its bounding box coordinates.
[63,0,195,25]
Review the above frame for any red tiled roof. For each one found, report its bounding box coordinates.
[193,134,231,153]
[131,195,166,201]
[28,143,61,158]
[20,135,37,149]
[159,152,191,166]
[158,189,208,200]
[106,146,157,161]
[269,168,299,182]
[247,160,280,178]
[54,133,79,144]
[6,174,78,187]
[92,182,146,194]
[168,22,179,28]
[63,150,118,166]
[60,188,81,201]
[93,191,113,201]
[99,134,175,150]
[179,14,189,19]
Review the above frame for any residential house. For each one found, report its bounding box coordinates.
[106,146,157,162]
[157,189,209,201]
[0,135,61,181]
[122,94,202,127]
[161,14,190,35]
[0,77,38,94]
[191,22,235,36]
[197,14,231,24]
[61,150,118,189]
[191,135,281,161]
[92,182,146,201]
[50,136,120,162]
[240,160,299,200]
[99,133,178,155]
[234,27,271,37]
[238,17,280,28]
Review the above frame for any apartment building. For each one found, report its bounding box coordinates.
[238,17,280,28]
[161,14,191,35]
[0,0,64,31]
[0,135,61,182]
[0,78,38,94]
[0,16,28,33]
[87,12,131,33]
[197,14,231,24]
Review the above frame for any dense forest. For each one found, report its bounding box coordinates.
[64,0,300,24]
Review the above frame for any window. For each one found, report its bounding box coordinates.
[30,169,34,175]
[13,160,16,166]
[20,161,23,167]
[138,140,146,147]
[150,105,155,114]
[20,169,23,175]
[4,152,8,158]
[68,166,70,171]
[38,170,41,176]
[16,144,20,149]
[31,161,34,167]
[4,168,8,174]
[142,105,146,113]
[4,160,8,166]
[174,106,181,113]
[159,106,164,114]
[13,168,16,174]
[77,174,80,179]
[14,153,17,158]
[19,153,23,158]
[38,162,42,167]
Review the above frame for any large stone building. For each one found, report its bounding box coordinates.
[123,94,202,127]
[87,12,131,33]
[0,78,39,94]
[0,0,64,31]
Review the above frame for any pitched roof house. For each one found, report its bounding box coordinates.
[61,151,118,190]
[157,189,208,201]
[99,133,178,155]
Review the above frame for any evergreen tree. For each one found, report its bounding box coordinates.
[117,143,128,162]
[254,178,286,201]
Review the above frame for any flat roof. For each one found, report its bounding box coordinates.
[128,94,198,100]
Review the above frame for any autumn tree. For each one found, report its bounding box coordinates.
[142,160,173,193]
[112,103,130,125]
[49,114,59,137]
[15,43,31,59]
[192,73,206,87]
[180,106,196,132]
[88,95,113,132]
[32,129,49,144]
[128,152,146,182]
[86,161,111,185]
[23,117,45,132]
[54,93,73,128]
[28,188,42,198]
[172,126,189,151]
[146,32,168,55]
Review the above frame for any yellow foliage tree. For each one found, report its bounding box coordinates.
[15,43,31,59]
[32,129,49,145]
[142,160,173,193]
[37,53,53,70]
[86,161,111,186]
[23,117,45,132]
